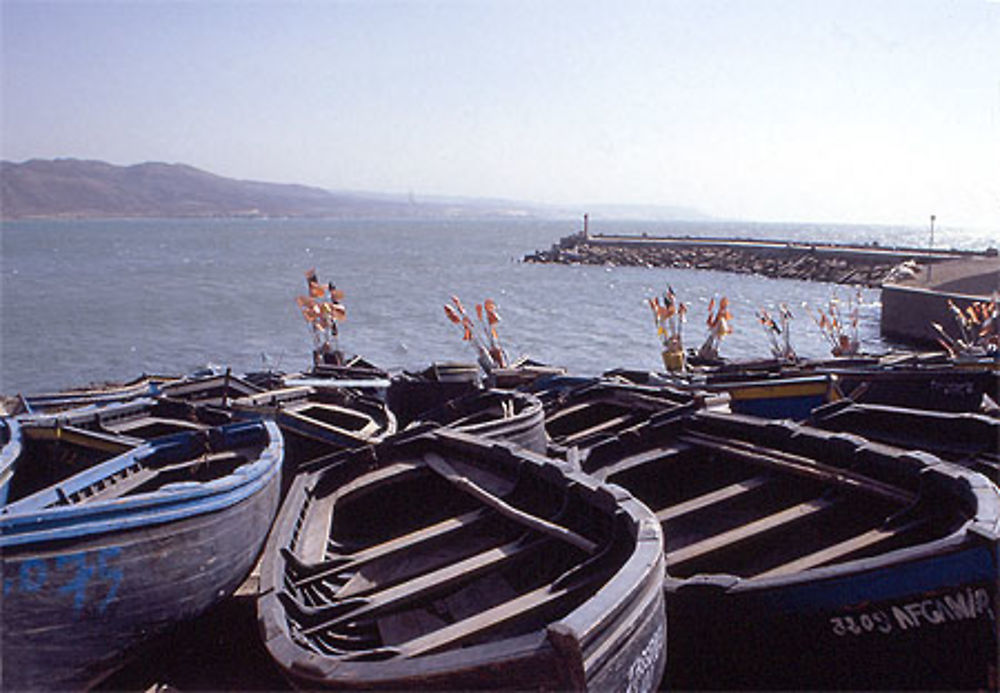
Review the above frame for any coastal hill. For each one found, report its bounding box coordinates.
[0,158,500,220]
[0,158,705,221]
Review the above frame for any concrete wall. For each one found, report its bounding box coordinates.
[880,283,986,347]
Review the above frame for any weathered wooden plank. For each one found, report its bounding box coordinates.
[75,451,244,504]
[301,538,542,636]
[397,576,593,657]
[294,508,489,589]
[667,497,835,569]
[655,475,771,523]
[423,453,597,554]
[334,527,503,599]
[24,424,140,452]
[680,432,914,504]
[103,417,206,436]
[753,519,924,578]
[559,414,633,445]
[592,443,690,481]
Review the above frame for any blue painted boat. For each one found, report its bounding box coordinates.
[12,374,180,415]
[606,368,834,420]
[19,396,237,444]
[580,409,1000,690]
[0,419,283,690]
[706,373,834,419]
[258,428,666,691]
[0,418,22,505]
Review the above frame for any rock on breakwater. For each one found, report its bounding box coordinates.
[523,232,989,287]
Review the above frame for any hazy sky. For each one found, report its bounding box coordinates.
[2,0,998,229]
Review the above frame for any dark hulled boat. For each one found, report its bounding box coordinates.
[530,376,697,461]
[810,399,1000,481]
[258,428,667,691]
[579,409,1000,690]
[0,418,22,504]
[230,385,396,468]
[406,388,548,453]
[385,362,482,428]
[827,364,995,412]
[1,419,283,690]
[606,368,834,420]
[10,374,181,415]
[159,371,264,406]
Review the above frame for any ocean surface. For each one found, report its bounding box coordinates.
[1,217,994,395]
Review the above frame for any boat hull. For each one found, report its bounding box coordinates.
[0,421,283,690]
[410,389,548,453]
[258,429,667,690]
[667,541,999,690]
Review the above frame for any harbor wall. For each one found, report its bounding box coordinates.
[881,284,990,347]
[524,233,988,287]
[525,231,998,347]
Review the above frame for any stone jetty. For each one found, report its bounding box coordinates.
[524,230,995,288]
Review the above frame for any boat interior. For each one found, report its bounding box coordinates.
[809,400,1000,480]
[539,384,696,455]
[582,411,973,581]
[3,422,271,513]
[272,433,634,662]
[411,390,537,432]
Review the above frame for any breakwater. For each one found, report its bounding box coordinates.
[524,232,993,287]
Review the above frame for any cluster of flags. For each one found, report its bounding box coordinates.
[808,293,861,357]
[443,295,508,370]
[647,287,688,355]
[935,295,998,357]
[295,269,346,360]
[289,272,995,372]
[757,304,796,361]
[697,296,733,361]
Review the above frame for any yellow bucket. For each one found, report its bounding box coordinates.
[662,349,686,372]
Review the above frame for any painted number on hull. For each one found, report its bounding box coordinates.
[626,622,665,693]
[830,587,995,638]
[3,547,123,615]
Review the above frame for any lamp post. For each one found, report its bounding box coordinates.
[928,214,936,282]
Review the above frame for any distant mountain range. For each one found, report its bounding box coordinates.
[0,158,706,221]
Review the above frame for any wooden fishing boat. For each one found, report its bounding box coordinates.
[826,364,995,412]
[529,376,697,461]
[312,353,391,382]
[159,370,263,406]
[230,385,396,467]
[809,399,1000,482]
[0,418,22,504]
[11,374,181,415]
[2,413,142,507]
[20,396,237,443]
[580,409,1000,690]
[386,362,482,427]
[608,368,834,420]
[406,388,547,453]
[1,419,283,690]
[486,357,568,390]
[704,373,834,419]
[258,428,667,691]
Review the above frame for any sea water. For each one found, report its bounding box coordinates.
[1,217,993,394]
